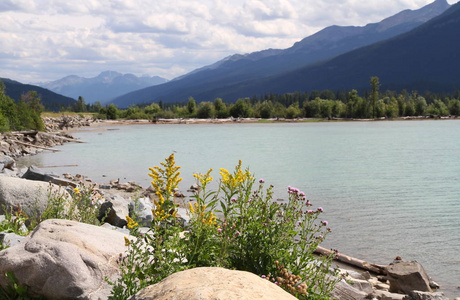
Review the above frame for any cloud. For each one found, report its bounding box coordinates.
[0,0,455,83]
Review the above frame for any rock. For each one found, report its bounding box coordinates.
[0,155,15,170]
[22,165,77,187]
[0,177,71,216]
[345,278,373,294]
[386,261,432,294]
[0,219,128,300]
[128,267,297,300]
[176,207,190,227]
[0,232,26,248]
[331,279,368,300]
[372,290,406,300]
[407,291,449,300]
[129,197,154,227]
[98,195,130,228]
[344,269,371,281]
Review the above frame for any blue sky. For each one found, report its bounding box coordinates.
[0,0,456,83]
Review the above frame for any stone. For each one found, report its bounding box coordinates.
[129,197,154,227]
[98,195,130,228]
[386,261,432,294]
[0,155,15,170]
[0,219,128,300]
[331,279,368,300]
[0,232,26,248]
[372,290,406,300]
[128,267,297,300]
[346,278,373,294]
[0,177,71,216]
[407,291,449,300]
[22,165,77,187]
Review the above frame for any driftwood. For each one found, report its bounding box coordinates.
[37,165,78,168]
[315,246,387,275]
[13,140,60,152]
[37,132,85,143]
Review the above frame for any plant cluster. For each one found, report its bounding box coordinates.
[0,82,45,132]
[110,154,338,299]
[0,183,103,250]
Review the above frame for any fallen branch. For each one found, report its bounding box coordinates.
[315,246,387,275]
[13,140,60,152]
[37,165,78,168]
[38,132,85,143]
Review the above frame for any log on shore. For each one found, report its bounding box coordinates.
[37,132,85,143]
[13,140,61,152]
[315,246,387,275]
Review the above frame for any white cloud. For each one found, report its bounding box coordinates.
[0,0,456,83]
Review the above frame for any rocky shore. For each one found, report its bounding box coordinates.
[0,116,457,299]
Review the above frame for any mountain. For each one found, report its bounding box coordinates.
[1,78,76,110]
[110,0,451,107]
[220,0,460,96]
[39,71,168,104]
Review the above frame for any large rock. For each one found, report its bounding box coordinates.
[22,165,77,187]
[0,219,128,300]
[0,177,71,216]
[98,195,130,228]
[0,155,15,170]
[407,291,449,300]
[332,278,368,300]
[128,267,297,300]
[386,261,432,294]
[129,197,154,227]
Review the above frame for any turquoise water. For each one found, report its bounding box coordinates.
[19,121,460,296]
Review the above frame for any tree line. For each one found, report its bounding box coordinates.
[0,81,45,132]
[78,77,460,120]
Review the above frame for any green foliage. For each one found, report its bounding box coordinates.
[0,82,45,132]
[110,155,338,299]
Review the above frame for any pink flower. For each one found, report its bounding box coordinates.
[317,207,324,212]
[259,178,265,183]
[321,220,328,226]
[217,228,222,233]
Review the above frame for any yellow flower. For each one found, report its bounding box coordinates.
[126,216,138,229]
[73,188,80,194]
[193,168,214,187]
[189,202,194,213]
[124,236,131,246]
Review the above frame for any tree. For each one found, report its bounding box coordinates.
[196,102,215,119]
[214,98,228,118]
[229,98,250,118]
[106,104,119,120]
[370,76,380,118]
[75,96,87,113]
[187,97,197,116]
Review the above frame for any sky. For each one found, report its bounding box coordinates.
[0,0,457,84]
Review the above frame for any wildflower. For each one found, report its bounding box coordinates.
[126,216,138,229]
[124,236,131,246]
[193,169,213,186]
[259,178,265,183]
[321,220,328,226]
[299,191,305,197]
[261,275,266,279]
[188,202,194,213]
[317,207,324,212]
[217,228,222,233]
[236,231,241,236]
[73,188,80,194]
[231,198,237,203]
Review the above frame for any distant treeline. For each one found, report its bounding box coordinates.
[0,81,45,132]
[72,78,460,120]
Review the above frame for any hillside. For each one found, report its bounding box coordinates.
[110,0,451,106]
[39,71,168,104]
[1,78,76,110]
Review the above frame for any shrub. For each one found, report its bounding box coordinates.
[109,154,338,299]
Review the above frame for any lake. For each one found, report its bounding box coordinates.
[18,120,460,296]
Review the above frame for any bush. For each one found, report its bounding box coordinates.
[109,154,338,299]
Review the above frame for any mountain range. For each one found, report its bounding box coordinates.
[111,0,455,107]
[0,78,76,110]
[38,71,168,104]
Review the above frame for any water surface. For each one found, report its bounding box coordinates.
[19,120,460,296]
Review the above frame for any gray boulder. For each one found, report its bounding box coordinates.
[0,177,71,216]
[332,279,368,300]
[372,290,406,300]
[98,195,130,228]
[22,165,76,187]
[0,232,26,248]
[0,155,15,170]
[386,261,433,294]
[129,197,154,227]
[128,267,297,300]
[407,291,449,300]
[0,219,128,300]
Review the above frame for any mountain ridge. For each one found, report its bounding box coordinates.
[39,71,168,104]
[110,0,452,107]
